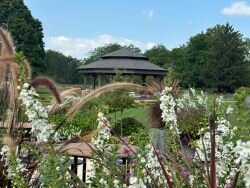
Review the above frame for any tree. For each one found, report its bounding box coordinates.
[103,90,134,136]
[144,44,170,68]
[184,32,209,88]
[0,0,45,75]
[43,50,83,84]
[170,23,249,91]
[205,23,248,92]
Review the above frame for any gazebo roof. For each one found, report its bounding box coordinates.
[78,48,166,76]
[101,48,147,59]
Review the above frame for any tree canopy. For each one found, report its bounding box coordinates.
[43,50,83,84]
[0,0,45,75]
[144,44,170,68]
[144,23,250,92]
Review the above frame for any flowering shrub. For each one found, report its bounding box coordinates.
[19,83,56,143]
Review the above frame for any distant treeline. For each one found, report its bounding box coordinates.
[43,23,250,92]
[1,0,249,92]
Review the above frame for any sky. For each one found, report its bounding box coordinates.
[23,0,250,59]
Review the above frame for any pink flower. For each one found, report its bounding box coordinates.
[123,146,132,154]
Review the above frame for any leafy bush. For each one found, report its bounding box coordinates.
[234,87,250,107]
[50,109,98,137]
[113,117,144,136]
[129,128,150,146]
[177,108,207,139]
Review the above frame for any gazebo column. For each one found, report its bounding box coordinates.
[154,75,164,83]
[92,74,98,90]
[98,74,103,86]
[141,75,147,85]
[83,76,87,86]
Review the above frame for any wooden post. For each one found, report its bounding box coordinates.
[71,156,78,175]
[82,158,86,182]
[93,74,97,90]
[141,75,146,85]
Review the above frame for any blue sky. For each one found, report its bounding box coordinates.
[23,0,250,59]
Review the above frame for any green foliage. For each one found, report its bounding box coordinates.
[43,50,84,84]
[232,87,250,141]
[102,90,135,113]
[204,23,248,92]
[145,23,250,91]
[177,108,207,139]
[129,128,150,146]
[234,87,250,107]
[164,67,175,86]
[113,117,144,136]
[39,153,72,188]
[50,109,98,136]
[0,0,45,75]
[144,44,170,68]
[15,52,27,85]
[113,69,124,82]
[8,155,28,188]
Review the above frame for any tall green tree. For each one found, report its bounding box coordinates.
[144,44,170,68]
[205,23,248,92]
[43,50,83,84]
[184,32,209,88]
[0,0,45,75]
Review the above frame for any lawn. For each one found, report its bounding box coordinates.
[108,107,150,128]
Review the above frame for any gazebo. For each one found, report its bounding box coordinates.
[77,48,167,89]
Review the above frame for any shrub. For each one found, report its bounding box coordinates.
[177,107,207,139]
[129,128,150,146]
[113,117,144,136]
[234,87,250,107]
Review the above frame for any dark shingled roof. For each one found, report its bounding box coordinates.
[101,48,147,59]
[78,48,166,76]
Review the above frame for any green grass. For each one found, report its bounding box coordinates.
[36,84,82,105]
[108,107,150,127]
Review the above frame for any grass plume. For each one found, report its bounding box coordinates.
[0,27,14,56]
[2,136,16,154]
[48,87,80,114]
[30,76,61,104]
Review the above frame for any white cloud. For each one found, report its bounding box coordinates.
[222,1,250,16]
[45,34,156,59]
[143,9,155,20]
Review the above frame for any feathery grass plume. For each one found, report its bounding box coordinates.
[24,59,32,80]
[48,87,80,114]
[66,82,143,120]
[2,136,16,154]
[146,81,165,95]
[148,101,165,128]
[0,55,16,62]
[0,63,4,84]
[6,71,18,133]
[30,76,61,104]
[171,79,180,97]
[0,28,14,56]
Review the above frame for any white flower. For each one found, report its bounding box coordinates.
[130,177,138,184]
[226,106,234,114]
[23,83,29,88]
[129,177,146,188]
[19,84,56,143]
[113,179,119,185]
